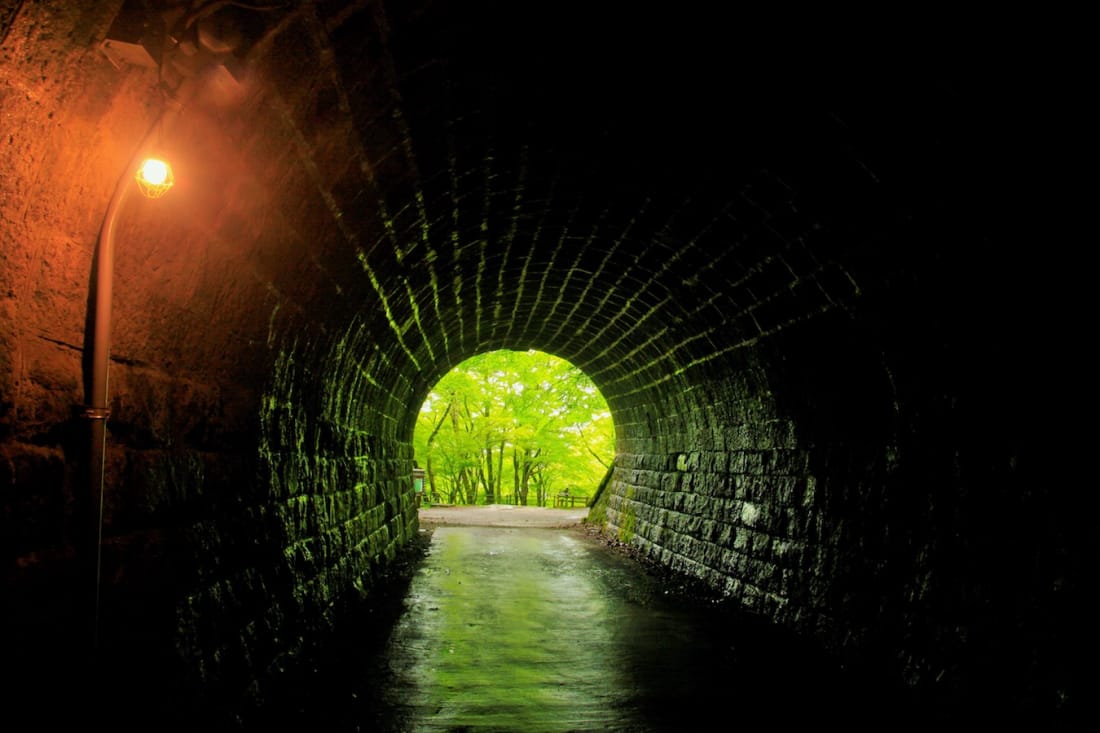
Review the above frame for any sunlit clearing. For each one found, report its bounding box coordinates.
[414,349,614,507]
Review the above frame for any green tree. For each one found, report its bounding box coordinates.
[414,350,614,505]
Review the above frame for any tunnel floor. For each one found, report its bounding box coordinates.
[235,516,929,732]
[10,511,984,732]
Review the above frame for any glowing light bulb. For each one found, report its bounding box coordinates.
[134,157,174,198]
[139,158,169,185]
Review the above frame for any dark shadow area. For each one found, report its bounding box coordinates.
[6,522,1075,731]
[225,525,1058,731]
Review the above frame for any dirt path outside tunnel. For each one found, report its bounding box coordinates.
[418,503,590,528]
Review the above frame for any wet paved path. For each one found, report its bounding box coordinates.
[269,510,917,732]
[355,524,720,731]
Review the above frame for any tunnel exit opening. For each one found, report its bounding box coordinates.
[413,349,613,508]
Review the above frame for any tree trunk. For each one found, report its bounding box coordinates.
[483,443,495,504]
[521,447,538,505]
[513,449,526,505]
[495,440,506,502]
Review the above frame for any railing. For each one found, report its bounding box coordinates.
[554,492,587,508]
[419,493,588,508]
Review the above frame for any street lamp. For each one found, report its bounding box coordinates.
[81,0,268,651]
[81,0,269,649]
[82,144,174,647]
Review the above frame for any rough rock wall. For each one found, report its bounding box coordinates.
[1,2,420,717]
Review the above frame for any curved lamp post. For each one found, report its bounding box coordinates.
[82,0,258,650]
[83,141,174,647]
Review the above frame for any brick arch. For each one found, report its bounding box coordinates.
[206,6,920,710]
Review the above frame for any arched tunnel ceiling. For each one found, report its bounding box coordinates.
[82,1,1033,443]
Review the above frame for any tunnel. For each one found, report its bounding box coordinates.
[0,1,1077,727]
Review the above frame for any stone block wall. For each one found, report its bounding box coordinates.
[596,309,1056,713]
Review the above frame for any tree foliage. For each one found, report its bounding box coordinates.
[414,350,614,506]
